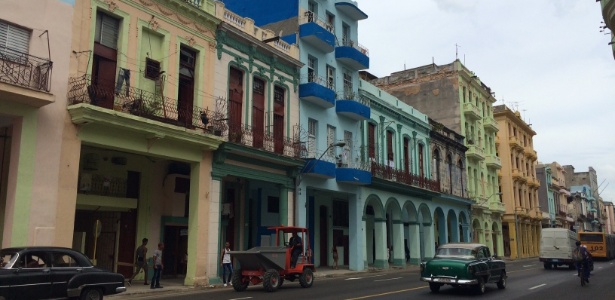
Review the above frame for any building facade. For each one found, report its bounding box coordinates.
[66,0,224,285]
[211,3,304,283]
[371,61,504,256]
[221,0,373,271]
[0,0,73,247]
[564,166,605,232]
[493,104,541,259]
[536,162,573,229]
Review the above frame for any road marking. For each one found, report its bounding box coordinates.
[345,274,387,281]
[374,277,402,282]
[507,267,541,274]
[345,286,428,300]
[522,265,535,267]
[346,278,361,280]
[529,284,546,290]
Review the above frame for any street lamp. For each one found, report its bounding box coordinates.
[295,141,346,228]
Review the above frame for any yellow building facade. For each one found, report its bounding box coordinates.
[494,105,542,258]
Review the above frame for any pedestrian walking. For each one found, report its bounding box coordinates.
[332,245,338,269]
[128,238,149,286]
[150,242,164,289]
[220,241,233,287]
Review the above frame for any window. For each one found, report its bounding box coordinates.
[52,253,78,268]
[267,196,279,213]
[94,11,119,49]
[307,56,317,82]
[343,71,352,98]
[308,118,317,158]
[332,200,349,227]
[0,20,30,61]
[418,143,424,177]
[308,1,317,16]
[273,85,285,154]
[327,125,336,157]
[403,137,410,172]
[368,123,376,160]
[326,13,335,32]
[326,65,335,90]
[145,58,161,80]
[386,130,394,163]
[342,130,352,166]
[342,23,350,46]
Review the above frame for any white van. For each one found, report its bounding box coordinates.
[539,228,578,269]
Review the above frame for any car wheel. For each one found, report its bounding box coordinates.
[231,268,249,292]
[569,264,576,270]
[475,277,486,295]
[80,288,103,300]
[263,269,280,292]
[429,283,441,293]
[299,268,314,288]
[543,263,551,270]
[497,271,506,289]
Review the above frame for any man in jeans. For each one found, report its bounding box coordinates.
[151,242,165,289]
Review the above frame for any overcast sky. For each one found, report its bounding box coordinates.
[357,0,615,203]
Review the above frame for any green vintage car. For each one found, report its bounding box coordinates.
[420,243,507,294]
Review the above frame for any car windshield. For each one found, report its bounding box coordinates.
[435,247,474,259]
[0,249,20,269]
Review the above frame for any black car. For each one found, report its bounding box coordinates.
[0,247,126,300]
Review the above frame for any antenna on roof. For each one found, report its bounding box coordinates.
[456,43,460,60]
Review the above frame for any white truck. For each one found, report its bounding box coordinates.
[539,228,578,269]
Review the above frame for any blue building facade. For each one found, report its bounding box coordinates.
[222,0,371,271]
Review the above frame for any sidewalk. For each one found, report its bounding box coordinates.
[109,265,420,298]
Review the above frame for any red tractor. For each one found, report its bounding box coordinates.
[229,226,315,292]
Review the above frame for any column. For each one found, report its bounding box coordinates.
[409,222,421,264]
[373,218,388,268]
[423,223,435,259]
[278,185,288,226]
[186,154,217,286]
[349,194,365,271]
[295,181,307,228]
[393,220,404,267]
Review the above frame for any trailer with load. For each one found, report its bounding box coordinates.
[229,226,315,292]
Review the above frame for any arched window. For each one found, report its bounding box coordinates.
[432,148,441,182]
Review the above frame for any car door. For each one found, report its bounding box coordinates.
[50,251,81,297]
[10,251,52,300]
[484,247,501,281]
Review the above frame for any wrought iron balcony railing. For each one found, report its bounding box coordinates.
[68,75,304,159]
[67,75,216,130]
[0,46,53,92]
[371,162,440,192]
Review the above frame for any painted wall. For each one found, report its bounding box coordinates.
[0,0,74,247]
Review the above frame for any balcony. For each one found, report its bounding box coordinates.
[335,1,368,20]
[489,201,506,213]
[462,102,481,120]
[601,0,615,58]
[299,11,336,53]
[524,146,537,160]
[303,157,337,179]
[509,136,523,151]
[335,160,371,185]
[179,0,215,14]
[466,144,485,161]
[223,123,304,158]
[512,169,526,182]
[527,177,540,188]
[335,38,369,70]
[335,92,370,121]
[483,116,498,132]
[371,162,440,193]
[485,155,502,169]
[299,75,336,108]
[515,207,529,218]
[0,46,54,107]
[558,204,567,216]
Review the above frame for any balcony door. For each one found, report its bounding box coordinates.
[228,67,244,142]
[273,86,285,154]
[252,77,265,148]
[92,11,119,109]
[178,47,196,127]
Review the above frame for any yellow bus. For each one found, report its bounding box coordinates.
[578,232,615,260]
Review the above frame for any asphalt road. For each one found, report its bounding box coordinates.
[120,259,615,300]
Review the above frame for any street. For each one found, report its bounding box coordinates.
[113,259,615,300]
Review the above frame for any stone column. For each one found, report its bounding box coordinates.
[278,185,288,226]
[393,220,405,267]
[373,218,388,268]
[408,222,421,264]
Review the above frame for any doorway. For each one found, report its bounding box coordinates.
[319,206,328,267]
[163,225,188,278]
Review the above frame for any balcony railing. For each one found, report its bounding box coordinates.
[0,46,53,92]
[184,0,203,8]
[371,162,440,192]
[340,38,369,56]
[68,76,304,159]
[67,75,215,130]
[300,10,334,33]
[78,174,129,198]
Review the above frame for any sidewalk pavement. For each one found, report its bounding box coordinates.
[109,265,421,298]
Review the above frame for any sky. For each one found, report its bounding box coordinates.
[357,0,615,203]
